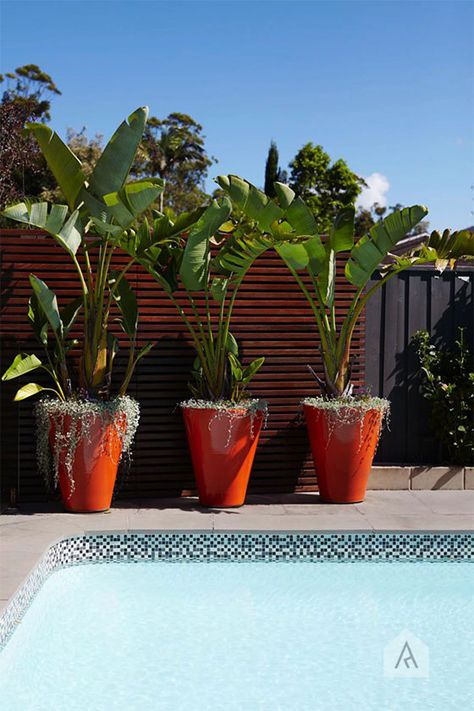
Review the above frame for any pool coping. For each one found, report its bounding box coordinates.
[1,491,474,623]
[1,529,473,650]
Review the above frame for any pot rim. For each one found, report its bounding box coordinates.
[36,393,139,417]
[302,395,390,415]
[180,397,266,415]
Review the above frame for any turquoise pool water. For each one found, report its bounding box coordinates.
[0,560,472,710]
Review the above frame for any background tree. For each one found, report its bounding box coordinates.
[0,99,41,210]
[289,142,363,234]
[264,141,279,197]
[133,112,215,213]
[0,64,61,120]
[0,65,60,213]
[264,141,287,197]
[354,202,387,237]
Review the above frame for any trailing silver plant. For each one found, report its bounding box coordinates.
[35,396,140,493]
[181,398,268,446]
[303,396,390,452]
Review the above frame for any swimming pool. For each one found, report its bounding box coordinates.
[0,533,473,710]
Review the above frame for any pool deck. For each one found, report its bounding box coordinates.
[1,490,473,613]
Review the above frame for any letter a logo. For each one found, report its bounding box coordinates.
[394,641,418,670]
[384,630,429,678]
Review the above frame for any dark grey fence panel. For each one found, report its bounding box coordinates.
[365,267,473,464]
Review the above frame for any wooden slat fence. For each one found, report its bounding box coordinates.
[0,230,365,504]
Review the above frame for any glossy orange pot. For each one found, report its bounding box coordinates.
[49,414,123,513]
[304,403,384,503]
[182,405,263,507]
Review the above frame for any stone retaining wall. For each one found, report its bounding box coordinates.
[368,466,474,490]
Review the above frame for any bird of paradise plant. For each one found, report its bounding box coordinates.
[2,107,166,402]
[216,175,474,398]
[0,107,184,509]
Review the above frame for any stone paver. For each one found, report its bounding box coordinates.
[1,491,473,613]
[411,490,474,515]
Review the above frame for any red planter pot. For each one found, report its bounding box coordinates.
[182,405,263,507]
[49,414,123,513]
[303,403,384,504]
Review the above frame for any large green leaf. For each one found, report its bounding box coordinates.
[241,356,265,384]
[218,175,323,244]
[3,202,82,256]
[319,206,355,306]
[274,182,295,209]
[345,205,428,287]
[213,232,274,278]
[110,273,138,338]
[152,206,206,241]
[29,275,63,337]
[2,353,42,381]
[179,198,232,291]
[88,217,124,238]
[388,228,474,274]
[60,296,83,335]
[226,331,239,355]
[329,205,355,253]
[304,237,327,274]
[25,123,86,210]
[285,196,318,236]
[88,107,149,200]
[216,175,283,232]
[210,277,229,304]
[28,293,49,345]
[103,179,164,229]
[275,242,310,270]
[13,382,54,401]
[134,341,154,363]
[426,229,474,260]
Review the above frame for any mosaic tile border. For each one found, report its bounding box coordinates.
[1,531,473,649]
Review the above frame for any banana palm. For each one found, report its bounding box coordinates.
[134,195,279,401]
[216,175,474,397]
[2,107,164,399]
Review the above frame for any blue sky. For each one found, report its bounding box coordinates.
[1,0,473,230]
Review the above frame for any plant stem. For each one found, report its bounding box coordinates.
[285,263,334,379]
[168,294,214,387]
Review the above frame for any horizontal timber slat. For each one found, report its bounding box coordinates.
[0,231,365,503]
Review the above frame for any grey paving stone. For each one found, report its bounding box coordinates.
[212,512,369,531]
[411,490,474,514]
[355,491,431,514]
[363,513,474,531]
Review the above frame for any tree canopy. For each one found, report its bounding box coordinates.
[289,142,363,234]
[264,141,286,197]
[0,65,61,212]
[0,64,61,121]
[132,112,215,213]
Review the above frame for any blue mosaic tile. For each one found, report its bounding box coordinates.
[1,531,472,649]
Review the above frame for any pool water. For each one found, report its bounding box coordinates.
[0,560,473,710]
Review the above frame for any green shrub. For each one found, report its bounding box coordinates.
[412,328,474,465]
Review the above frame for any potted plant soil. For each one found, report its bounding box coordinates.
[217,174,473,502]
[2,107,162,511]
[137,198,272,507]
